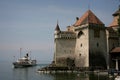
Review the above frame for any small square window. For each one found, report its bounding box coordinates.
[80,44,82,47]
[79,53,81,57]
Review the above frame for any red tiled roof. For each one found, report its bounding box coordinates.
[109,16,118,27]
[109,8,120,27]
[111,47,120,53]
[113,9,120,16]
[74,10,104,27]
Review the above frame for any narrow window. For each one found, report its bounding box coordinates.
[79,53,81,57]
[78,31,83,38]
[97,43,99,47]
[80,44,82,47]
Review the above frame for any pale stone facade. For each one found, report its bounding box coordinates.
[74,24,89,68]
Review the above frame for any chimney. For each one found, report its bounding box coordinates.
[76,17,79,21]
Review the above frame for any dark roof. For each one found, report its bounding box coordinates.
[110,47,120,53]
[113,9,120,16]
[55,23,60,31]
[74,10,104,27]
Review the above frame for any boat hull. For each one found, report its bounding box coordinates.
[13,60,37,68]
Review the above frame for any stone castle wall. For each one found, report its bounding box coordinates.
[54,32,76,67]
[89,25,107,69]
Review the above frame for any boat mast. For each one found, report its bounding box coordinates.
[20,48,22,58]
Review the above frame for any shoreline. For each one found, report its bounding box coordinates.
[37,66,108,74]
[37,69,108,74]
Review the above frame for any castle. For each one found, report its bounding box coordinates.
[53,8,120,70]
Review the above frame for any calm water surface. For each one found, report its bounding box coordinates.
[0,61,114,80]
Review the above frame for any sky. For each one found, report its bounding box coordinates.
[0,0,119,63]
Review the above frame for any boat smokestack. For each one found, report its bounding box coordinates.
[26,53,29,57]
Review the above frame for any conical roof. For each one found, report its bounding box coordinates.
[109,18,118,27]
[55,23,60,31]
[74,10,104,26]
[113,8,120,16]
[109,8,120,27]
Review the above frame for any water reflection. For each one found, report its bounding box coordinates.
[12,68,29,80]
[12,66,113,80]
[49,73,89,80]
[12,66,54,80]
[0,62,115,80]
[43,72,111,80]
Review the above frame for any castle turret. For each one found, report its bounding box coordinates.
[107,7,120,70]
[108,6,120,50]
[55,23,60,33]
[54,22,76,67]
[54,23,61,39]
[109,6,120,31]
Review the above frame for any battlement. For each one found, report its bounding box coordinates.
[55,31,76,39]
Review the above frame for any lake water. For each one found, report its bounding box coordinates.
[0,61,114,80]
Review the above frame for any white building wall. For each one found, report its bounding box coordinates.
[75,26,89,67]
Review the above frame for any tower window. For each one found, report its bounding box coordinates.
[78,31,83,38]
[97,43,99,47]
[80,44,82,47]
[79,53,81,57]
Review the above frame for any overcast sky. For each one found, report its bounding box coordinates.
[0,0,119,63]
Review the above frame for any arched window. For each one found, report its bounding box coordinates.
[78,31,83,38]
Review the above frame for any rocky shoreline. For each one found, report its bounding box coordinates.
[37,65,108,74]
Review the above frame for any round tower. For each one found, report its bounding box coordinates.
[54,23,61,39]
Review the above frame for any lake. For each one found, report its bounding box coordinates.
[0,61,114,80]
